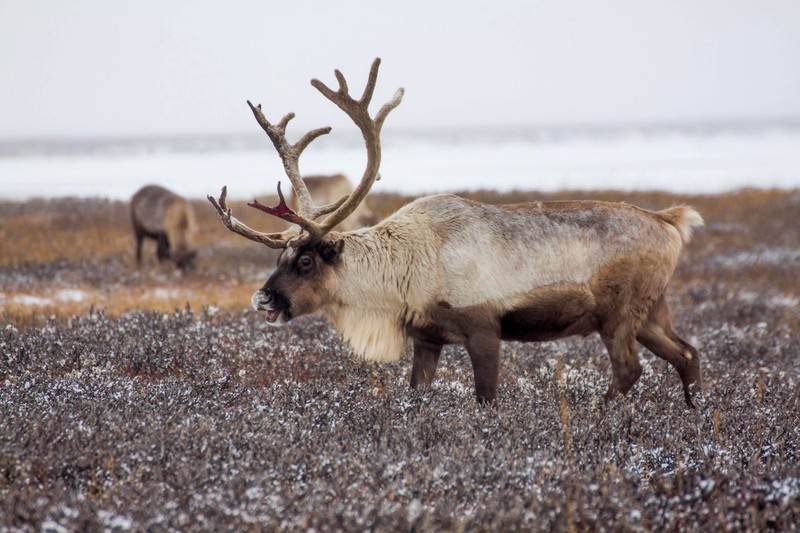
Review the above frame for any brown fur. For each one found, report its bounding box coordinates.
[130,185,197,270]
[253,194,704,407]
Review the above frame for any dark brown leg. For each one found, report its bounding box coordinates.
[410,339,443,389]
[636,297,702,407]
[600,323,643,401]
[134,229,144,265]
[156,233,171,262]
[465,331,500,403]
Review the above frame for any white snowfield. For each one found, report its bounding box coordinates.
[1,125,799,201]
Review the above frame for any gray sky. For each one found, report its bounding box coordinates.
[1,0,799,139]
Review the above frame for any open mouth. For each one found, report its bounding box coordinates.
[252,289,290,326]
[265,308,282,323]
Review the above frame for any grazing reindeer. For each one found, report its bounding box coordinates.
[209,58,704,406]
[289,174,377,231]
[131,185,197,270]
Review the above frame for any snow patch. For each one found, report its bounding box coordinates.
[10,294,52,306]
[56,289,88,302]
[97,510,133,530]
[2,289,89,307]
[150,288,181,299]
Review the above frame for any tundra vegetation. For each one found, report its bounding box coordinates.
[1,188,799,531]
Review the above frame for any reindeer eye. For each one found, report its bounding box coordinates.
[298,255,314,270]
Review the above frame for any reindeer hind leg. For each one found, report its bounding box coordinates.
[636,297,702,407]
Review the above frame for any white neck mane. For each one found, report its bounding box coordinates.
[328,305,407,362]
[322,219,440,362]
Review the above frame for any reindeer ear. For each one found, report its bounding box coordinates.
[317,239,344,265]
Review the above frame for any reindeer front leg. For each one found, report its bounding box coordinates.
[465,331,501,403]
[410,339,443,389]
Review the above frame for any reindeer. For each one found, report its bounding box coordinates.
[131,185,197,270]
[289,174,377,231]
[208,59,704,406]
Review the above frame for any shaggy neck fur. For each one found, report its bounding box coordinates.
[321,216,440,363]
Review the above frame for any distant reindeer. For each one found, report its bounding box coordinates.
[209,58,704,406]
[131,185,197,270]
[290,174,377,231]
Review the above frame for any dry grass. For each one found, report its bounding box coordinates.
[0,196,279,265]
[3,188,798,325]
[0,195,286,326]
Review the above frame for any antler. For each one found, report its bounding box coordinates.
[207,57,404,248]
[207,186,298,247]
[307,58,405,235]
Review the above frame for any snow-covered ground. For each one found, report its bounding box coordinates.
[2,124,799,201]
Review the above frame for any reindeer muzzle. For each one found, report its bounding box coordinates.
[251,289,290,325]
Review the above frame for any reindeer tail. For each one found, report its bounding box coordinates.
[657,206,704,243]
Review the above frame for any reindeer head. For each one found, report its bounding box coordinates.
[208,58,403,325]
[250,238,344,325]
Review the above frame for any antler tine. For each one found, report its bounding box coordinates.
[276,112,294,136]
[375,88,405,131]
[313,194,350,217]
[359,57,380,106]
[206,186,297,248]
[334,70,349,96]
[246,100,331,219]
[247,181,325,237]
[308,57,404,235]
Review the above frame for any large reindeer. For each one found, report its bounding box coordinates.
[209,59,704,406]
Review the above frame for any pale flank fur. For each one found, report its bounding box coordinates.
[427,196,685,310]
[320,194,696,363]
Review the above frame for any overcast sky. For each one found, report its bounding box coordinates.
[1,0,799,139]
